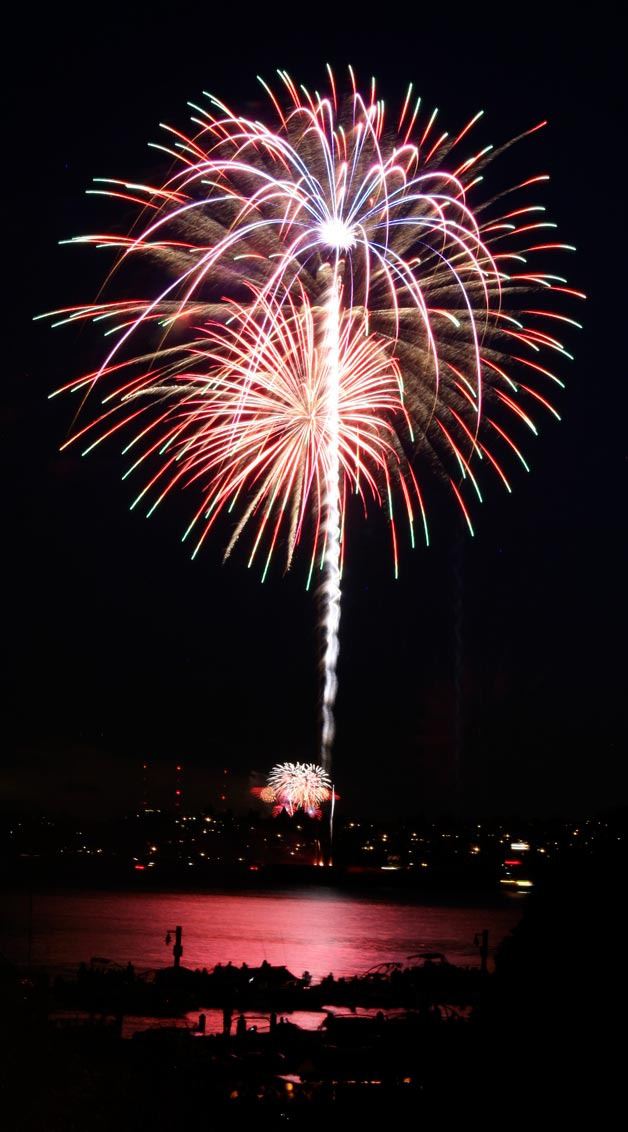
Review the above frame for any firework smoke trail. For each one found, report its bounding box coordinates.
[319,266,342,774]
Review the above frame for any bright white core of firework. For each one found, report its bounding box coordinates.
[318,217,356,250]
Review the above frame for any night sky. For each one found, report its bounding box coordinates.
[3,5,625,818]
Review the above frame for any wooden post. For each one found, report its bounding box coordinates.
[173,925,183,968]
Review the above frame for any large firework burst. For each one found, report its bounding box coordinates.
[104,284,408,580]
[44,69,581,775]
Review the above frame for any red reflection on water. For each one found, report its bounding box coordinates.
[3,888,522,979]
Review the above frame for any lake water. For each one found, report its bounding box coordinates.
[3,886,523,979]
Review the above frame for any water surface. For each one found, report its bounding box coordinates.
[3,886,523,978]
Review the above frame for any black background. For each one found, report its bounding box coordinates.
[2,4,625,817]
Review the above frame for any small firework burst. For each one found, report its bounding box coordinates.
[256,762,333,818]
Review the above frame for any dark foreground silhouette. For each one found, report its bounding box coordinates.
[1,853,626,1128]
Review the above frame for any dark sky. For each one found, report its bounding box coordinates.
[3,4,625,818]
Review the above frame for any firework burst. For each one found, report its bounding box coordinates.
[43,69,582,777]
[256,762,333,818]
[104,284,408,581]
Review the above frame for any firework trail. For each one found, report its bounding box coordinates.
[43,69,582,784]
[319,266,342,773]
